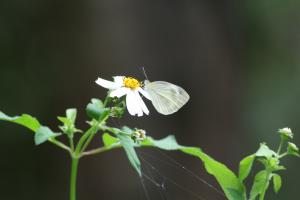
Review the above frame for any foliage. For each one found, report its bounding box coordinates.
[0,96,299,200]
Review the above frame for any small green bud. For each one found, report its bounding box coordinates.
[110,106,125,118]
[287,142,300,157]
[278,127,293,140]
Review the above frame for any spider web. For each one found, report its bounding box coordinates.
[110,119,226,200]
[137,149,227,200]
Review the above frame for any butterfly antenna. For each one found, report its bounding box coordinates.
[140,66,150,81]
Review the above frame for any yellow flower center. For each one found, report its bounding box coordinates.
[123,77,141,89]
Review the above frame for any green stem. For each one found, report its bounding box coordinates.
[69,136,75,152]
[79,116,110,154]
[70,156,79,200]
[277,140,284,154]
[49,138,71,152]
[80,132,97,154]
[279,152,288,158]
[103,93,110,107]
[81,145,121,157]
[75,125,99,155]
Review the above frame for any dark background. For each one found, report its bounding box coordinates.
[1,0,300,199]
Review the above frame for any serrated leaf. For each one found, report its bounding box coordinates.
[239,154,255,182]
[117,134,141,176]
[34,126,59,145]
[0,111,41,132]
[86,99,110,121]
[249,170,269,200]
[272,173,282,193]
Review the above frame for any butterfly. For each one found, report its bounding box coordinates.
[143,80,190,115]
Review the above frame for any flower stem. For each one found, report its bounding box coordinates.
[277,140,284,154]
[70,156,80,200]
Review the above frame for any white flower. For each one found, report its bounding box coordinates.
[95,76,151,117]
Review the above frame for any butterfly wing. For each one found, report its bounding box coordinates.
[144,81,190,115]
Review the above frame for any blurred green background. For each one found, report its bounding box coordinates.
[1,0,300,199]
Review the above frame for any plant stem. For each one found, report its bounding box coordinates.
[69,136,75,152]
[279,152,288,158]
[49,138,71,152]
[79,116,110,154]
[80,131,97,153]
[70,156,80,200]
[82,145,120,157]
[103,94,110,107]
[75,125,99,155]
[277,140,284,154]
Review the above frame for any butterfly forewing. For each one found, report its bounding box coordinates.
[145,81,190,115]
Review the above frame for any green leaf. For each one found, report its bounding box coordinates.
[142,135,184,150]
[57,116,71,125]
[0,111,41,132]
[121,126,134,135]
[102,133,119,148]
[239,154,255,182]
[86,99,110,121]
[141,135,246,200]
[256,143,277,158]
[34,126,59,145]
[182,147,246,200]
[272,173,282,193]
[249,170,269,200]
[227,188,247,200]
[117,134,141,176]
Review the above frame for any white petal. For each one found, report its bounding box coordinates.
[109,87,129,98]
[134,91,149,115]
[126,91,143,116]
[113,76,125,86]
[95,77,120,90]
[126,91,138,116]
[138,88,151,100]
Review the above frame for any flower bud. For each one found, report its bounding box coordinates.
[278,127,293,140]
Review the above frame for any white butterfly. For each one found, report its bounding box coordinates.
[143,80,190,115]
